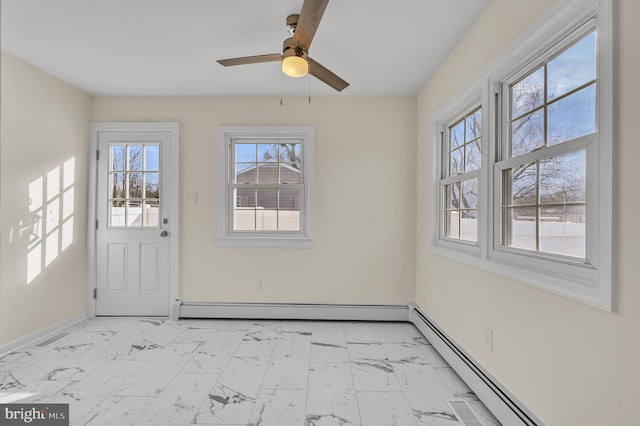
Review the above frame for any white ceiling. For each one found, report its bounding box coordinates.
[0,0,491,96]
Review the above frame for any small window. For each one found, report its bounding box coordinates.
[442,107,482,243]
[108,143,160,227]
[217,126,314,248]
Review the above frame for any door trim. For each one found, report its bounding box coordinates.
[87,122,180,318]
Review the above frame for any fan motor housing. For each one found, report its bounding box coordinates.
[282,37,308,60]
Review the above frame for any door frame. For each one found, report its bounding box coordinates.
[87,122,180,318]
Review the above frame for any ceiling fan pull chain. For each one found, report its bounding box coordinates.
[308,73,311,104]
[280,71,284,106]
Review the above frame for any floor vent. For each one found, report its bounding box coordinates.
[36,333,69,347]
[447,399,485,426]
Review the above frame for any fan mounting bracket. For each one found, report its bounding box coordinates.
[286,14,300,35]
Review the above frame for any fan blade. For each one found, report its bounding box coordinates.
[217,54,281,67]
[293,0,329,50]
[309,58,349,92]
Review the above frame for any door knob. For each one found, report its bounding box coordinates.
[160,230,169,237]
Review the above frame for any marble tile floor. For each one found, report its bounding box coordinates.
[0,318,500,426]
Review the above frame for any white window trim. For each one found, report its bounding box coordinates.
[217,125,315,248]
[429,0,615,311]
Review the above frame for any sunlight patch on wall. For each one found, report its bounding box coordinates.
[26,158,75,283]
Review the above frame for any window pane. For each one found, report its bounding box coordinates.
[145,145,160,171]
[280,164,302,183]
[145,173,159,199]
[279,189,300,210]
[143,200,160,227]
[129,145,143,171]
[465,109,482,142]
[258,144,277,162]
[256,189,277,210]
[278,143,301,162]
[539,205,586,258]
[449,148,463,175]
[445,183,460,209]
[110,173,125,199]
[445,210,459,239]
[507,163,537,206]
[256,163,279,183]
[111,145,127,171]
[461,179,478,209]
[449,121,464,150]
[235,164,256,183]
[129,173,143,198]
[234,210,256,231]
[110,199,126,226]
[539,150,586,204]
[504,207,537,251]
[127,200,143,226]
[278,211,300,231]
[236,188,255,208]
[465,140,481,171]
[460,209,478,242]
[236,143,256,162]
[511,109,544,157]
[548,84,596,146]
[548,32,596,101]
[511,67,544,118]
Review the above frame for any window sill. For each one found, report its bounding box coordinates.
[428,242,611,311]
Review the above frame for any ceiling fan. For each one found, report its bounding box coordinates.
[217,0,349,92]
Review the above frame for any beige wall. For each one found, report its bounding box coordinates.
[0,52,90,344]
[91,95,417,304]
[416,0,639,425]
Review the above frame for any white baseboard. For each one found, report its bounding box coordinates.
[178,301,410,321]
[409,305,543,426]
[0,313,87,357]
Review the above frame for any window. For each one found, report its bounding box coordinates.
[442,107,482,243]
[217,126,314,248]
[498,30,594,260]
[109,143,160,227]
[429,0,614,310]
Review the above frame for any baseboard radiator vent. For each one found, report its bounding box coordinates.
[447,399,485,426]
[178,301,410,322]
[410,306,543,426]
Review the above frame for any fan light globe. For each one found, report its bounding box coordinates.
[282,55,308,78]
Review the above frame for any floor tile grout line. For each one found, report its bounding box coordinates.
[376,323,423,426]
[343,322,365,426]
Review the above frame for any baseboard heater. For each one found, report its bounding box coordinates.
[177,301,410,322]
[409,305,543,426]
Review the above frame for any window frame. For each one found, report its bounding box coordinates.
[428,0,615,311]
[217,126,315,248]
[435,99,486,256]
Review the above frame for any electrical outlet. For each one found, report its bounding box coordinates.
[257,279,265,290]
[484,326,494,351]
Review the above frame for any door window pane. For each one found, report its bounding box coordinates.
[109,143,161,227]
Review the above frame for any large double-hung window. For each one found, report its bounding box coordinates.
[430,0,614,310]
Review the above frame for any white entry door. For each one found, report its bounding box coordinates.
[94,127,176,316]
